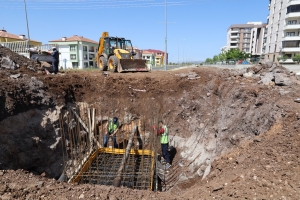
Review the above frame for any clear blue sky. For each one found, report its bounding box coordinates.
[0,0,269,62]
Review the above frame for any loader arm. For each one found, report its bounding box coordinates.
[96,32,109,63]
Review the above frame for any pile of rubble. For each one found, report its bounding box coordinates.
[0,45,41,72]
[229,60,298,86]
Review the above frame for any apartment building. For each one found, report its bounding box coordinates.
[264,0,300,63]
[0,29,41,46]
[142,49,168,66]
[49,35,98,69]
[226,22,267,57]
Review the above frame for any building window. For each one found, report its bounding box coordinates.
[287,5,300,14]
[70,54,76,60]
[83,54,88,60]
[70,45,76,51]
[282,41,300,48]
[83,46,87,51]
[83,62,88,68]
[89,61,94,67]
[72,62,78,68]
[287,20,297,25]
[286,32,295,36]
[89,46,95,52]
[89,54,95,60]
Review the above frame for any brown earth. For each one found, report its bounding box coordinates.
[0,46,300,199]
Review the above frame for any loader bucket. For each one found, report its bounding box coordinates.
[117,59,149,73]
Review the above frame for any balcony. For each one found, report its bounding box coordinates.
[229,45,238,49]
[282,47,300,52]
[284,24,300,30]
[288,0,300,6]
[231,30,240,33]
[282,35,300,41]
[230,35,240,39]
[230,40,239,43]
[285,12,300,19]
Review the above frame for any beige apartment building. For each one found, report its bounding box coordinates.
[264,0,300,63]
[226,22,267,57]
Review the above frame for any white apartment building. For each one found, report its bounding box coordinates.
[49,35,98,69]
[264,0,300,63]
[226,22,267,57]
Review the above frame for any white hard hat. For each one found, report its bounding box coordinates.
[52,46,56,49]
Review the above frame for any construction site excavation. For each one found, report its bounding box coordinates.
[0,44,300,199]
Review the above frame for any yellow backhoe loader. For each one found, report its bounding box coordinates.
[95,32,148,73]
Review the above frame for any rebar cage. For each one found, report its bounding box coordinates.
[59,102,162,190]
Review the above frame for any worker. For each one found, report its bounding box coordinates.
[50,47,59,74]
[153,121,171,169]
[104,117,119,148]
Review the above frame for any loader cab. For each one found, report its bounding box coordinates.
[104,37,135,53]
[124,40,136,56]
[104,37,126,54]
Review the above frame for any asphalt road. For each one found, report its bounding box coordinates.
[151,65,190,71]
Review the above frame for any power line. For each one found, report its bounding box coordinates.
[0,0,242,9]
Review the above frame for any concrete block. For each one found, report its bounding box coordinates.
[260,72,274,85]
[296,72,300,80]
[243,71,254,78]
[0,56,19,70]
[274,73,292,86]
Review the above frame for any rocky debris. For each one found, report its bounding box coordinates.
[10,73,21,79]
[259,59,273,68]
[233,60,297,86]
[0,45,41,71]
[274,73,292,86]
[295,98,300,103]
[0,56,19,70]
[243,71,254,78]
[175,71,200,79]
[259,72,274,85]
[296,72,300,80]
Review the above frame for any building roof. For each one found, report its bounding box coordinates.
[0,29,41,43]
[49,35,98,44]
[228,23,267,31]
[142,51,154,54]
[143,49,165,54]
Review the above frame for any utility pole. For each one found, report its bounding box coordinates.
[24,0,30,48]
[164,0,167,71]
[178,44,179,65]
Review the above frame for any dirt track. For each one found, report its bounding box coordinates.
[0,46,300,199]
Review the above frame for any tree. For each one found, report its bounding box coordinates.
[213,55,219,63]
[277,55,288,62]
[218,52,227,62]
[292,54,300,64]
[205,58,213,64]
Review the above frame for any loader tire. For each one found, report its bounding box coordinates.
[98,56,108,71]
[108,56,119,72]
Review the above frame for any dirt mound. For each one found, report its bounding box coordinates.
[183,114,300,199]
[0,169,178,200]
[0,45,41,72]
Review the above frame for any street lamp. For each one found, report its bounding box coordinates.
[24,0,30,48]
